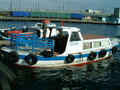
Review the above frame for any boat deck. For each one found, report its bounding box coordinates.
[0,40,10,46]
[83,34,108,40]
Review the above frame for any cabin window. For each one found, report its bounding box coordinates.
[63,31,68,36]
[83,42,92,49]
[70,32,81,41]
[93,41,101,48]
[101,40,110,46]
[37,24,42,26]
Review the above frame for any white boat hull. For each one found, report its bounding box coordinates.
[15,51,112,68]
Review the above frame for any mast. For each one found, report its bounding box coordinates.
[18,0,21,10]
[38,0,39,10]
[10,0,13,10]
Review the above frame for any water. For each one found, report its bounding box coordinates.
[0,21,120,90]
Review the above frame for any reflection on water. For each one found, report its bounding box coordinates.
[115,25,120,37]
[14,50,120,90]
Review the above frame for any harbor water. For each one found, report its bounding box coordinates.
[0,21,120,90]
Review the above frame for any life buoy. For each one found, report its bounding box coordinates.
[98,49,107,58]
[8,51,19,63]
[41,51,53,57]
[65,54,75,63]
[88,52,97,61]
[111,46,118,54]
[24,54,38,65]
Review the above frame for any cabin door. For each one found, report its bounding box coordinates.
[67,32,82,53]
[68,41,82,53]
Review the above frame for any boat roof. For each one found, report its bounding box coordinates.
[57,26,80,32]
[83,34,108,40]
[34,23,56,28]
[32,22,81,32]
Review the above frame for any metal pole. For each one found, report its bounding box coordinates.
[18,0,20,10]
[10,0,13,10]
[38,0,39,10]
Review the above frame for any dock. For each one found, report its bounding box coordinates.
[0,16,120,25]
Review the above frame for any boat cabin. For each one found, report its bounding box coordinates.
[0,21,116,68]
[10,24,112,57]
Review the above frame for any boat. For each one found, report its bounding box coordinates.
[0,22,58,40]
[0,27,16,33]
[0,21,119,68]
[0,27,23,40]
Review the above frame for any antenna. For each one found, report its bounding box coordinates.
[18,0,20,10]
[35,0,37,10]
[10,0,13,10]
[38,0,39,10]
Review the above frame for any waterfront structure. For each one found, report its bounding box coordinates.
[0,8,120,24]
[85,9,101,14]
[114,8,120,17]
[102,8,120,24]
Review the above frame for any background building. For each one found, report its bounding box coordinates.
[102,8,120,24]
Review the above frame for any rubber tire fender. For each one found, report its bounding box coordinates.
[98,49,107,58]
[65,54,75,63]
[88,52,97,61]
[112,46,118,54]
[41,51,53,57]
[24,54,38,65]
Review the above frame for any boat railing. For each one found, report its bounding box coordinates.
[10,33,54,52]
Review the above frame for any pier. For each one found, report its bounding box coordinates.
[0,16,119,25]
[0,8,120,25]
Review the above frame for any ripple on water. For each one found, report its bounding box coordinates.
[15,50,120,90]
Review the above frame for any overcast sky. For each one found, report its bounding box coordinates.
[0,0,120,13]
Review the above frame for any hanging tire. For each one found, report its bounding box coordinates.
[88,52,97,61]
[8,51,19,63]
[24,54,38,65]
[98,49,107,58]
[111,46,118,54]
[65,54,75,63]
[41,51,53,57]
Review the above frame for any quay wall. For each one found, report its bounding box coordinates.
[0,16,119,25]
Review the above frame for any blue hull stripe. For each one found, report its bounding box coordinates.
[19,49,112,61]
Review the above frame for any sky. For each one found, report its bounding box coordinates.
[0,0,120,13]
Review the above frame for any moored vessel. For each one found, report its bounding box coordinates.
[0,21,119,68]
